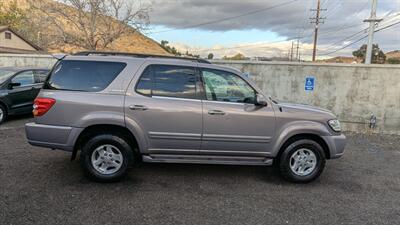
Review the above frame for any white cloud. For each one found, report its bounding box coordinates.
[147,0,400,57]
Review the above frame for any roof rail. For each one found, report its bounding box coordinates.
[73,51,211,64]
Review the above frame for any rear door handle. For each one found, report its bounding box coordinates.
[129,105,148,111]
[208,110,225,116]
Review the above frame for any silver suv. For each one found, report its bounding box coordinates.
[25,52,346,183]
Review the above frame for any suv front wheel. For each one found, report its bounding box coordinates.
[279,139,326,183]
[80,134,132,182]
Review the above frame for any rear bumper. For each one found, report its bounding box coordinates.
[322,134,347,159]
[25,122,83,152]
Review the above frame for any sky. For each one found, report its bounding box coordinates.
[142,0,400,60]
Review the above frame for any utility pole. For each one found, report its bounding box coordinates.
[310,0,326,61]
[290,41,294,61]
[364,0,382,64]
[296,39,300,61]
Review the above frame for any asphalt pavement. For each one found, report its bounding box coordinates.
[1,116,399,225]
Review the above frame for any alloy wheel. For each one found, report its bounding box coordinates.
[91,144,124,175]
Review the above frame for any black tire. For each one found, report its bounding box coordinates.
[80,134,133,182]
[279,139,326,183]
[0,104,6,125]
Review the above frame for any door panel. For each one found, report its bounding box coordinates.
[200,68,276,155]
[7,71,38,113]
[125,64,203,154]
[126,96,203,153]
[202,101,275,155]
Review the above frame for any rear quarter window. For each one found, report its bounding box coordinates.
[45,60,126,92]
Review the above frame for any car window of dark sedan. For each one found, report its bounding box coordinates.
[0,69,15,84]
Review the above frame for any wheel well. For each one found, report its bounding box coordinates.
[277,133,331,161]
[72,124,139,161]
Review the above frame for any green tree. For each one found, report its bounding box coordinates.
[160,40,181,56]
[387,58,400,64]
[207,53,214,59]
[160,40,200,58]
[353,44,386,64]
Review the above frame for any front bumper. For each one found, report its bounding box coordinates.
[25,122,83,152]
[322,134,347,159]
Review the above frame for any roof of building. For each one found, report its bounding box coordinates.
[0,26,42,51]
[0,46,47,54]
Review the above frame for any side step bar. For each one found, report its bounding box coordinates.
[142,154,273,166]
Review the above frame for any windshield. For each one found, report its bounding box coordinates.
[0,69,15,84]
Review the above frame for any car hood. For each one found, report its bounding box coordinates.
[277,102,336,118]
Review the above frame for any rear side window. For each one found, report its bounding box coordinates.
[45,60,126,92]
[136,65,197,99]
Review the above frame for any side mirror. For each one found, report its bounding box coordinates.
[255,94,268,106]
[8,82,21,89]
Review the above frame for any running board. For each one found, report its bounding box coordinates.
[142,154,273,166]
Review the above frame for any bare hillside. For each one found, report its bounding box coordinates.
[5,0,169,55]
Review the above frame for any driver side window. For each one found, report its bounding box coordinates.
[201,69,256,104]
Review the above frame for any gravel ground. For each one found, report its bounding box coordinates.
[1,116,399,225]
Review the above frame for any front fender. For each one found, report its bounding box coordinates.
[271,120,332,157]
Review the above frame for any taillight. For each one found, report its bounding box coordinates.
[33,98,56,116]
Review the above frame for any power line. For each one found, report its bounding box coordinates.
[188,38,297,53]
[319,0,369,36]
[322,12,399,48]
[324,0,342,18]
[316,12,399,54]
[321,20,400,56]
[325,27,368,49]
[186,19,399,58]
[148,0,300,34]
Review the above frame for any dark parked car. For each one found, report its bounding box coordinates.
[0,67,49,124]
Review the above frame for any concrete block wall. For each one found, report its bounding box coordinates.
[0,54,56,68]
[213,60,400,135]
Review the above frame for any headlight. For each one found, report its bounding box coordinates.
[328,119,341,132]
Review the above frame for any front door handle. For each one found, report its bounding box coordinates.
[208,110,225,116]
[129,105,148,111]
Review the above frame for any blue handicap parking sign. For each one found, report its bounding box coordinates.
[305,76,315,91]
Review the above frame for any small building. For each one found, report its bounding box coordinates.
[0,26,43,54]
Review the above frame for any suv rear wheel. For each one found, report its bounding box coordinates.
[80,134,132,182]
[279,139,326,183]
[0,104,6,124]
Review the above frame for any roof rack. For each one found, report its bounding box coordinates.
[73,51,211,64]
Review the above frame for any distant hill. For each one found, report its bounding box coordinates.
[4,0,169,55]
[386,50,400,64]
[386,50,400,59]
[318,56,360,64]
